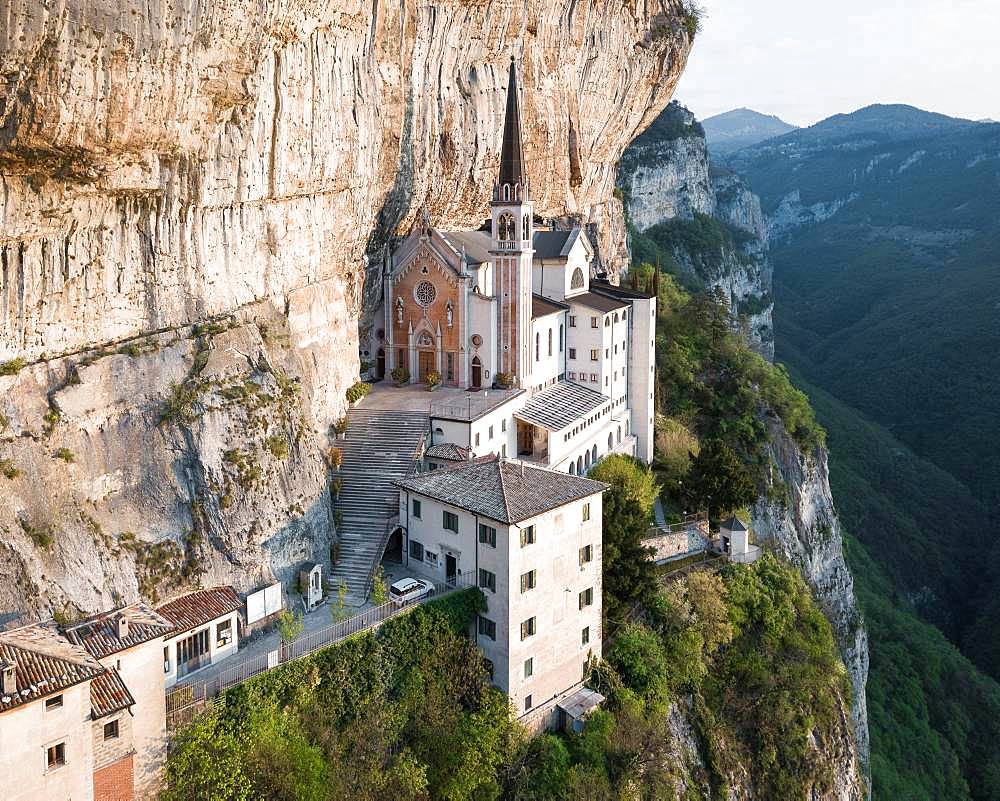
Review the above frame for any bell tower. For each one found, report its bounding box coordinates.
[492,57,534,387]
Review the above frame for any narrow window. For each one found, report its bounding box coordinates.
[524,658,534,678]
[412,498,422,518]
[569,348,577,360]
[478,616,497,641]
[604,317,610,327]
[590,349,598,361]
[103,720,119,741]
[535,332,540,361]
[591,316,599,328]
[582,626,590,645]
[501,418,507,432]
[547,328,553,357]
[443,510,459,533]
[520,617,537,640]
[559,324,564,352]
[525,694,533,711]
[479,524,497,547]
[163,646,170,673]
[475,432,481,447]
[520,525,536,547]
[569,315,576,327]
[479,569,497,593]
[579,587,594,609]
[582,503,591,522]
[488,424,494,439]
[520,570,537,593]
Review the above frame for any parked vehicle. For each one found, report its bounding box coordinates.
[388,577,435,606]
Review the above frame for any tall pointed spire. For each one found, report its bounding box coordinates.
[497,57,527,198]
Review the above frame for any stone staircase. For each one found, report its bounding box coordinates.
[328,407,428,605]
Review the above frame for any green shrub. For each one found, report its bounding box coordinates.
[425,370,442,388]
[160,381,204,425]
[19,518,54,549]
[345,381,372,403]
[265,435,289,460]
[0,357,27,376]
[391,366,409,384]
[370,566,389,605]
[0,459,20,480]
[276,609,304,643]
[53,447,75,463]
[494,372,515,389]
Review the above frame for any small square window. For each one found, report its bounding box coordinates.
[569,348,577,360]
[582,503,591,522]
[412,498,422,518]
[479,568,496,593]
[45,695,63,711]
[579,544,593,565]
[582,626,590,646]
[525,694,533,711]
[410,540,424,561]
[46,742,66,770]
[590,316,598,328]
[520,525,536,547]
[103,720,119,741]
[520,570,536,593]
[590,373,598,382]
[579,587,594,609]
[524,657,534,678]
[443,510,459,533]
[520,617,536,640]
[479,524,497,547]
[478,616,496,641]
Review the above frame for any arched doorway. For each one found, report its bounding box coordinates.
[471,356,482,390]
[376,348,386,380]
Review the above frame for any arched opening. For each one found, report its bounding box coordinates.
[625,420,630,436]
[584,451,591,469]
[503,184,511,201]
[617,426,621,444]
[498,213,514,241]
[535,332,540,362]
[559,324,564,352]
[376,348,386,380]
[608,433,613,451]
[591,444,598,464]
[384,526,405,564]
[569,462,576,476]
[570,267,584,290]
[547,328,553,357]
[577,455,583,474]
[471,356,482,390]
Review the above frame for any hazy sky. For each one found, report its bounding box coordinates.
[675,0,1000,127]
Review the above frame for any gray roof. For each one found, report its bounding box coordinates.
[570,291,630,313]
[721,516,748,532]
[557,686,606,719]
[532,293,569,319]
[515,381,609,432]
[439,230,493,267]
[532,229,579,259]
[426,442,472,462]
[396,456,606,524]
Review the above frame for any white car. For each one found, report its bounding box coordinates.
[388,577,435,606]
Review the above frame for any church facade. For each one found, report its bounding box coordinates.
[368,59,656,469]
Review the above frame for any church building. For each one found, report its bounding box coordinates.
[368,59,657,471]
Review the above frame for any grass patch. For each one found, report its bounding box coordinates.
[0,357,27,376]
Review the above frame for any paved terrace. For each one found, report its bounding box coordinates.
[363,379,522,420]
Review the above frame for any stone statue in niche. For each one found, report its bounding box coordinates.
[396,297,404,324]
[446,301,454,328]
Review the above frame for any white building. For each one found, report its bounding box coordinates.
[397,456,606,728]
[366,59,656,474]
[156,586,242,689]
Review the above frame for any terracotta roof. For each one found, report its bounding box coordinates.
[156,587,242,635]
[515,381,610,431]
[396,456,606,524]
[531,293,569,319]
[569,291,630,313]
[426,442,472,462]
[64,602,174,659]
[0,623,105,714]
[90,668,135,719]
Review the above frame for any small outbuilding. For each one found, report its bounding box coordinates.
[299,562,324,610]
[557,687,606,733]
[720,516,762,564]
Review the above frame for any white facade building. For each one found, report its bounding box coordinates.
[397,457,606,728]
[157,587,242,689]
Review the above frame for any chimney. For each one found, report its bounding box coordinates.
[115,612,129,640]
[1,659,16,695]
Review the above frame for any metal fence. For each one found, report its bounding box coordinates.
[166,572,478,730]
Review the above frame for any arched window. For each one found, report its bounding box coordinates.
[617,426,621,444]
[503,184,511,201]
[570,267,584,289]
[522,213,530,240]
[614,313,619,323]
[625,420,630,436]
[547,329,553,357]
[535,332,540,361]
[584,451,591,469]
[592,444,598,463]
[559,325,564,352]
[577,455,583,473]
[569,462,576,475]
[498,213,514,241]
[608,433,613,451]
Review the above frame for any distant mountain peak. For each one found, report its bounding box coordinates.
[701,108,798,156]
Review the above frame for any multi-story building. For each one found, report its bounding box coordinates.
[397,456,606,729]
[367,59,656,474]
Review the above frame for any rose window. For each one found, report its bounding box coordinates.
[415,280,437,306]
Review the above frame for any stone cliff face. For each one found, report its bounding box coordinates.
[617,102,774,358]
[0,2,694,622]
[752,418,870,782]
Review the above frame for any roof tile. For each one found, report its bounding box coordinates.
[156,587,242,635]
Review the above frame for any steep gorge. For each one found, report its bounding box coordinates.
[0,0,695,622]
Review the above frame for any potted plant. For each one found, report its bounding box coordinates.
[426,370,442,391]
[331,478,343,499]
[332,416,349,439]
[495,372,515,390]
[391,366,409,387]
[327,446,343,471]
[345,381,371,407]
